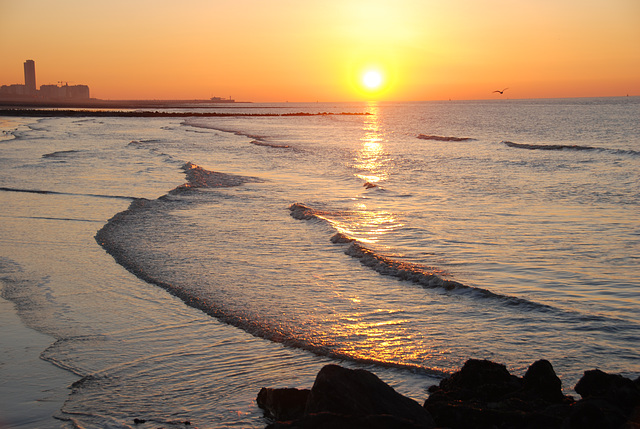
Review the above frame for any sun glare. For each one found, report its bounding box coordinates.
[362,70,383,90]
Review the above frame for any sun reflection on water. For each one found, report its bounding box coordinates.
[353,103,388,184]
[327,310,432,368]
[323,211,400,244]
[336,102,404,244]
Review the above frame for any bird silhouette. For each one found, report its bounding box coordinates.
[493,88,509,94]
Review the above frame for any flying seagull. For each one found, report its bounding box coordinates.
[493,88,509,94]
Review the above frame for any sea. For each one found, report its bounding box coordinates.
[0,97,638,428]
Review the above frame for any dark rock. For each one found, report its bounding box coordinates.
[305,364,434,427]
[564,398,628,429]
[423,400,563,429]
[522,359,565,403]
[424,359,574,429]
[575,370,638,401]
[435,359,522,402]
[257,364,435,428]
[257,387,310,421]
[258,361,640,429]
[266,411,431,429]
[570,369,640,428]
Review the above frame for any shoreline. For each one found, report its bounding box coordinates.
[0,295,77,428]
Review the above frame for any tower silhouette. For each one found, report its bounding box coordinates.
[24,60,36,95]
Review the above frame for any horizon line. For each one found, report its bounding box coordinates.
[2,94,636,108]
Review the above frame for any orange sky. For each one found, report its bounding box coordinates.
[1,0,639,102]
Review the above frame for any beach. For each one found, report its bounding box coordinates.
[0,296,76,428]
[0,98,638,427]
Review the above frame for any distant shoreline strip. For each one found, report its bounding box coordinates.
[0,109,370,118]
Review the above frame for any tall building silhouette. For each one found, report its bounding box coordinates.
[1,59,90,100]
[24,60,36,94]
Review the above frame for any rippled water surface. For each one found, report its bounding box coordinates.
[1,98,638,427]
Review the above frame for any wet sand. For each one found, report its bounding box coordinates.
[0,297,76,428]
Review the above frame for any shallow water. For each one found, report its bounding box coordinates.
[1,98,638,427]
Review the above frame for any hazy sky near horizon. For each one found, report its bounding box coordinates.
[1,0,639,102]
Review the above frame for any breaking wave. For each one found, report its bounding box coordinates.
[289,203,552,311]
[94,166,445,375]
[171,162,262,193]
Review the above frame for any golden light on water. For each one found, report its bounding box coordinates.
[354,140,385,183]
[330,311,424,365]
[325,211,401,245]
[332,102,403,244]
[354,103,386,183]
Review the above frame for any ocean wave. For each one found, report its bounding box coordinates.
[127,139,164,147]
[95,161,257,262]
[289,202,334,221]
[417,134,474,142]
[126,140,181,166]
[96,215,444,376]
[250,140,290,149]
[502,141,640,157]
[503,141,596,151]
[95,182,446,377]
[363,182,381,190]
[613,149,640,157]
[169,162,263,194]
[183,120,271,143]
[0,186,135,200]
[184,120,293,150]
[1,214,102,223]
[290,203,552,311]
[42,149,82,158]
[343,241,538,304]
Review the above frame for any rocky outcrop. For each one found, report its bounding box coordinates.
[568,369,640,429]
[258,360,640,429]
[257,364,435,428]
[424,359,640,429]
[257,388,310,422]
[424,359,573,428]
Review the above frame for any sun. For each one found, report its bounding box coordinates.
[362,70,383,90]
[350,64,392,99]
